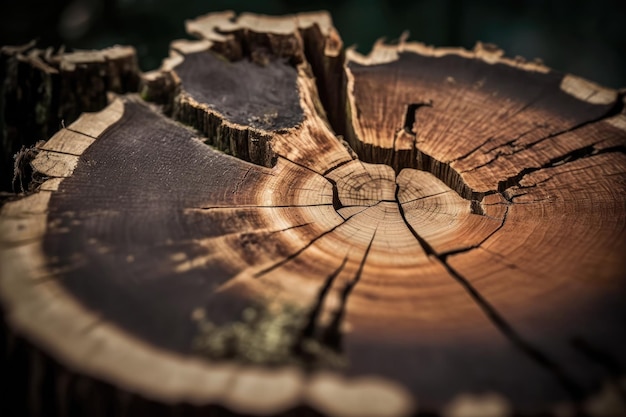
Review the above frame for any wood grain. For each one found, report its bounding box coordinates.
[1,11,625,417]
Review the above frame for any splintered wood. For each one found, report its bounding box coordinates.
[1,10,625,417]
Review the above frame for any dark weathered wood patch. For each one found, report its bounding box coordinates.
[174,51,303,130]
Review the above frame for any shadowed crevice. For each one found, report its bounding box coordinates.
[436,259,585,403]
[253,207,370,279]
[403,102,432,134]
[438,205,510,260]
[299,256,349,342]
[321,229,377,351]
[394,182,584,404]
[345,101,491,207]
[465,92,625,175]
[498,144,626,195]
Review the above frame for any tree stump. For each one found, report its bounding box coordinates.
[0,43,140,193]
[2,11,626,417]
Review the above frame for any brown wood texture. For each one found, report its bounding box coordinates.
[1,11,626,417]
[0,43,141,192]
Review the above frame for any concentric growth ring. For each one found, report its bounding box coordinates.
[1,11,625,417]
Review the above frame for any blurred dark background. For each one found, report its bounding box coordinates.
[1,0,626,88]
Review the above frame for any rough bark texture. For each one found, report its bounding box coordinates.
[0,43,140,193]
[1,11,626,417]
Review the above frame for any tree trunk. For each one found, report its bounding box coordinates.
[1,11,626,417]
[0,43,140,193]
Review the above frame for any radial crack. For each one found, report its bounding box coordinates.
[453,124,546,164]
[439,259,585,402]
[395,184,584,402]
[232,168,251,195]
[66,128,98,139]
[439,205,510,259]
[395,184,436,256]
[190,203,334,210]
[400,190,452,204]
[298,255,349,342]
[253,209,366,278]
[322,159,353,176]
[464,92,625,175]
[321,229,377,350]
[498,144,626,194]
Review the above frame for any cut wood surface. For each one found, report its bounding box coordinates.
[1,11,626,417]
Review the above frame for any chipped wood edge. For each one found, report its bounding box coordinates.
[186,10,334,40]
[346,39,619,106]
[0,96,415,417]
[144,10,345,161]
[170,39,214,57]
[184,10,342,67]
[343,37,621,158]
[58,45,137,72]
[346,40,550,71]
[19,48,59,74]
[559,74,617,105]
[172,56,353,173]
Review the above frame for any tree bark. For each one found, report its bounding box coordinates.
[0,43,140,193]
[1,11,626,417]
